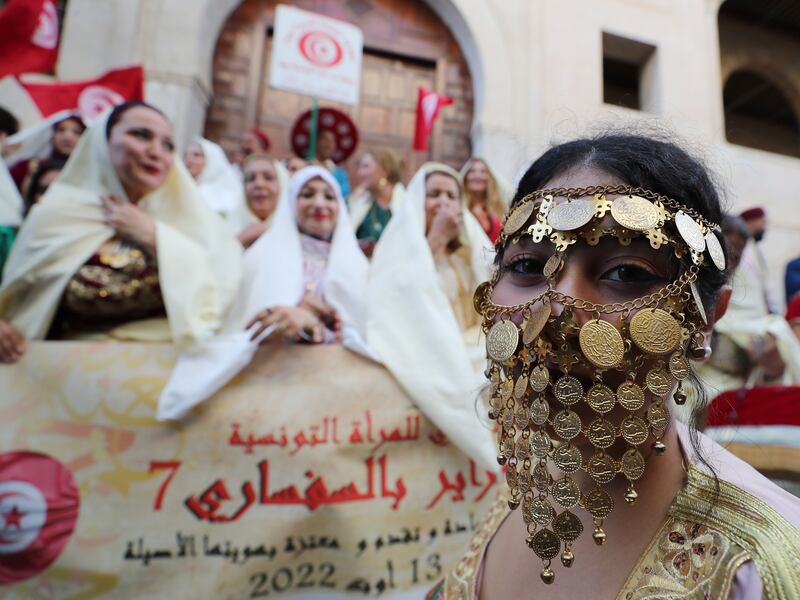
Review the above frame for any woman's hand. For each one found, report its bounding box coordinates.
[237,222,270,248]
[427,201,462,257]
[0,320,25,363]
[300,293,342,342]
[246,305,325,344]
[750,333,786,380]
[101,195,157,256]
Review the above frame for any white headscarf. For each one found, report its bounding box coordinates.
[158,165,373,419]
[0,160,23,226]
[3,109,80,166]
[191,137,245,221]
[228,155,290,233]
[0,105,242,348]
[365,162,496,470]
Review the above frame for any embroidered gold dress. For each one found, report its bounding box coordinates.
[49,240,165,338]
[428,424,800,600]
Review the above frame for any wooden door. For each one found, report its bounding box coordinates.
[205,0,474,184]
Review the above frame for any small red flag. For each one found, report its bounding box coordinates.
[413,87,453,151]
[0,0,59,78]
[19,65,145,120]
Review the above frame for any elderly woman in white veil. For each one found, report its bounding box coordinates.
[0,101,242,362]
[183,137,244,223]
[158,165,371,415]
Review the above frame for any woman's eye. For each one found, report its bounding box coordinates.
[163,140,175,153]
[130,129,151,140]
[601,264,661,283]
[503,256,545,276]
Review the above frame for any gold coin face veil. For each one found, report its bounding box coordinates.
[474,185,725,584]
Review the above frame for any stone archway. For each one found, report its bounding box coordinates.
[205,0,480,177]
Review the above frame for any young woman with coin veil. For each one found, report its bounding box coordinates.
[428,135,800,600]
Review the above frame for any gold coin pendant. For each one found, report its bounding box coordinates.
[533,462,552,491]
[530,529,561,560]
[547,198,596,231]
[487,320,519,362]
[531,430,552,457]
[621,448,646,481]
[629,309,681,355]
[579,319,625,368]
[584,489,615,519]
[553,444,582,474]
[587,418,617,449]
[553,510,584,542]
[690,281,708,325]
[705,231,726,271]
[530,365,550,392]
[543,253,563,278]
[514,374,529,399]
[617,381,645,411]
[473,281,491,315]
[610,195,661,231]
[668,352,690,380]
[503,201,535,236]
[646,401,669,431]
[675,211,706,253]
[514,406,530,430]
[553,375,583,405]
[552,476,581,508]
[587,383,616,413]
[587,453,616,484]
[515,437,531,461]
[621,416,649,445]
[523,300,551,345]
[501,407,514,431]
[529,397,549,426]
[524,495,555,526]
[645,368,672,396]
[553,410,582,440]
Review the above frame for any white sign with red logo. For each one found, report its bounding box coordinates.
[269,5,363,105]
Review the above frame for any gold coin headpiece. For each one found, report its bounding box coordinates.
[476,185,722,584]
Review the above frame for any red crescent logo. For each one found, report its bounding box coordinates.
[299,30,343,68]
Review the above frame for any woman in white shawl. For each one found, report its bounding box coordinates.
[229,154,289,248]
[158,165,371,417]
[5,110,85,192]
[390,162,492,332]
[0,101,242,362]
[183,137,244,223]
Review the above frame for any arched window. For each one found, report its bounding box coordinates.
[723,70,800,158]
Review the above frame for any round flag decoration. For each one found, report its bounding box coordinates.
[0,451,80,584]
[290,107,359,163]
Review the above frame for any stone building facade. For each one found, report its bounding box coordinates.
[54,0,800,299]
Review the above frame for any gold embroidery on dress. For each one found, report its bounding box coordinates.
[437,466,800,599]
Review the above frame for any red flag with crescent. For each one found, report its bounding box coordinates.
[413,87,454,151]
[19,65,145,120]
[0,0,60,78]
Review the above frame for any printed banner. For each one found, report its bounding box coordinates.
[0,343,497,599]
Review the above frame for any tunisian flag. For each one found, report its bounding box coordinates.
[19,66,145,120]
[413,87,454,151]
[0,0,59,78]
